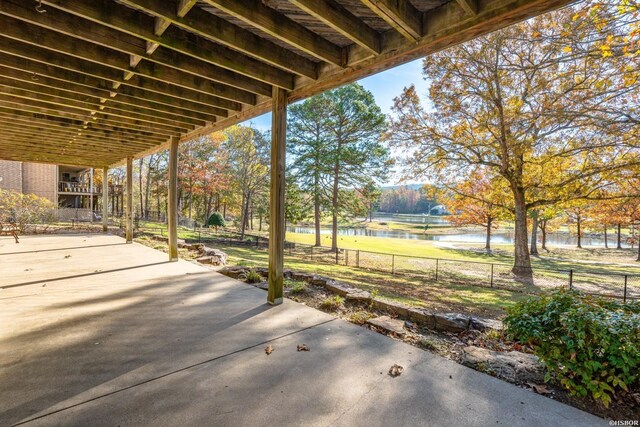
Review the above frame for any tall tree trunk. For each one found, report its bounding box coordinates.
[576,214,582,248]
[539,220,548,251]
[331,161,340,252]
[617,223,622,249]
[239,192,246,239]
[144,158,152,218]
[138,158,144,219]
[604,224,609,249]
[188,180,193,221]
[530,210,539,256]
[259,211,263,232]
[637,235,640,261]
[314,193,321,247]
[485,217,492,252]
[512,188,532,277]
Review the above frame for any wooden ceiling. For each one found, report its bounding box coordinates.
[0,0,572,167]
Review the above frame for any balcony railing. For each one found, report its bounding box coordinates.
[58,182,123,195]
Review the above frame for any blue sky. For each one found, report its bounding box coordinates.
[240,58,429,184]
[242,58,429,133]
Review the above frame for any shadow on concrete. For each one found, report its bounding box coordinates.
[1,261,172,289]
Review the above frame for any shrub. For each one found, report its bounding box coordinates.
[0,189,56,233]
[286,280,307,294]
[207,212,225,229]
[319,295,345,312]
[240,269,262,284]
[504,289,640,406]
[349,310,373,325]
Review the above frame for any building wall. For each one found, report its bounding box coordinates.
[22,163,57,202]
[0,160,23,193]
[0,160,57,202]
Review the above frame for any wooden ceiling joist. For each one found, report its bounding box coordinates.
[0,0,573,168]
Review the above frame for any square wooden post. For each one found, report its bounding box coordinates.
[125,156,133,243]
[168,136,179,261]
[102,166,109,232]
[268,87,287,305]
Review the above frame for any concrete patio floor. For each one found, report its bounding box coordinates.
[0,234,604,426]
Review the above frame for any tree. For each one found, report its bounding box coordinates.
[207,211,225,230]
[443,170,509,252]
[323,84,389,251]
[224,125,269,239]
[285,177,311,226]
[387,7,640,276]
[536,206,562,251]
[288,95,332,246]
[357,181,382,222]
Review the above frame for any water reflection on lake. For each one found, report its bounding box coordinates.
[286,226,630,248]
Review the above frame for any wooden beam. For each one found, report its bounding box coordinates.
[202,0,346,66]
[0,95,182,136]
[117,0,318,79]
[0,80,204,128]
[0,22,263,103]
[0,51,241,113]
[168,135,178,261]
[0,68,223,122]
[0,109,168,144]
[456,0,479,15]
[0,149,112,168]
[177,0,197,18]
[15,1,290,90]
[268,86,287,305]
[289,0,381,54]
[103,167,109,232]
[359,0,422,41]
[126,156,133,243]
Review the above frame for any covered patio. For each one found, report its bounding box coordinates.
[0,234,603,425]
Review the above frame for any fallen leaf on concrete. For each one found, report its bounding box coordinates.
[64,255,71,259]
[297,344,309,352]
[388,364,404,377]
[265,345,273,355]
[527,383,552,395]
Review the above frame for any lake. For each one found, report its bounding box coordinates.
[286,226,632,248]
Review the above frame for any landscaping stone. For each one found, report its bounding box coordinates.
[200,247,228,265]
[256,281,269,291]
[324,280,353,296]
[371,299,411,318]
[290,271,315,282]
[470,317,504,332]
[345,289,371,302]
[461,346,545,384]
[434,312,470,333]
[367,316,406,337]
[151,235,168,243]
[407,308,436,329]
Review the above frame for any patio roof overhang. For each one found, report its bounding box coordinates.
[0,0,573,168]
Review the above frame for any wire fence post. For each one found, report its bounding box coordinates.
[435,258,439,281]
[569,269,573,290]
[356,250,360,268]
[335,248,339,265]
[490,263,494,288]
[391,254,395,274]
[623,275,628,303]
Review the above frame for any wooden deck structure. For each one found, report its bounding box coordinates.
[0,0,572,304]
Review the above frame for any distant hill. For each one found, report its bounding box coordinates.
[380,183,425,191]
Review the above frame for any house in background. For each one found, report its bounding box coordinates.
[0,160,123,220]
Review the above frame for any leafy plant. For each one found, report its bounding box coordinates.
[207,211,226,230]
[285,279,307,294]
[504,289,640,407]
[240,269,262,284]
[319,295,345,312]
[349,310,373,325]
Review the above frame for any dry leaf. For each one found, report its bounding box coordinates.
[527,383,552,395]
[297,344,309,352]
[265,345,273,355]
[388,364,404,377]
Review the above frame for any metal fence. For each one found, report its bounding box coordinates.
[144,225,640,302]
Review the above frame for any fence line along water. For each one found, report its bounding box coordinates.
[138,225,640,302]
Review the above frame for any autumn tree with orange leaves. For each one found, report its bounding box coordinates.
[387,5,640,276]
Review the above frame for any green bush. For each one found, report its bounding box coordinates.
[0,189,56,232]
[285,279,307,294]
[504,289,640,406]
[240,269,262,284]
[207,212,225,229]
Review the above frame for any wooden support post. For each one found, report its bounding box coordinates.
[168,135,179,261]
[125,156,133,243]
[89,168,94,223]
[268,86,287,305]
[102,166,109,232]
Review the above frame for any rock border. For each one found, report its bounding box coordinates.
[219,266,503,334]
